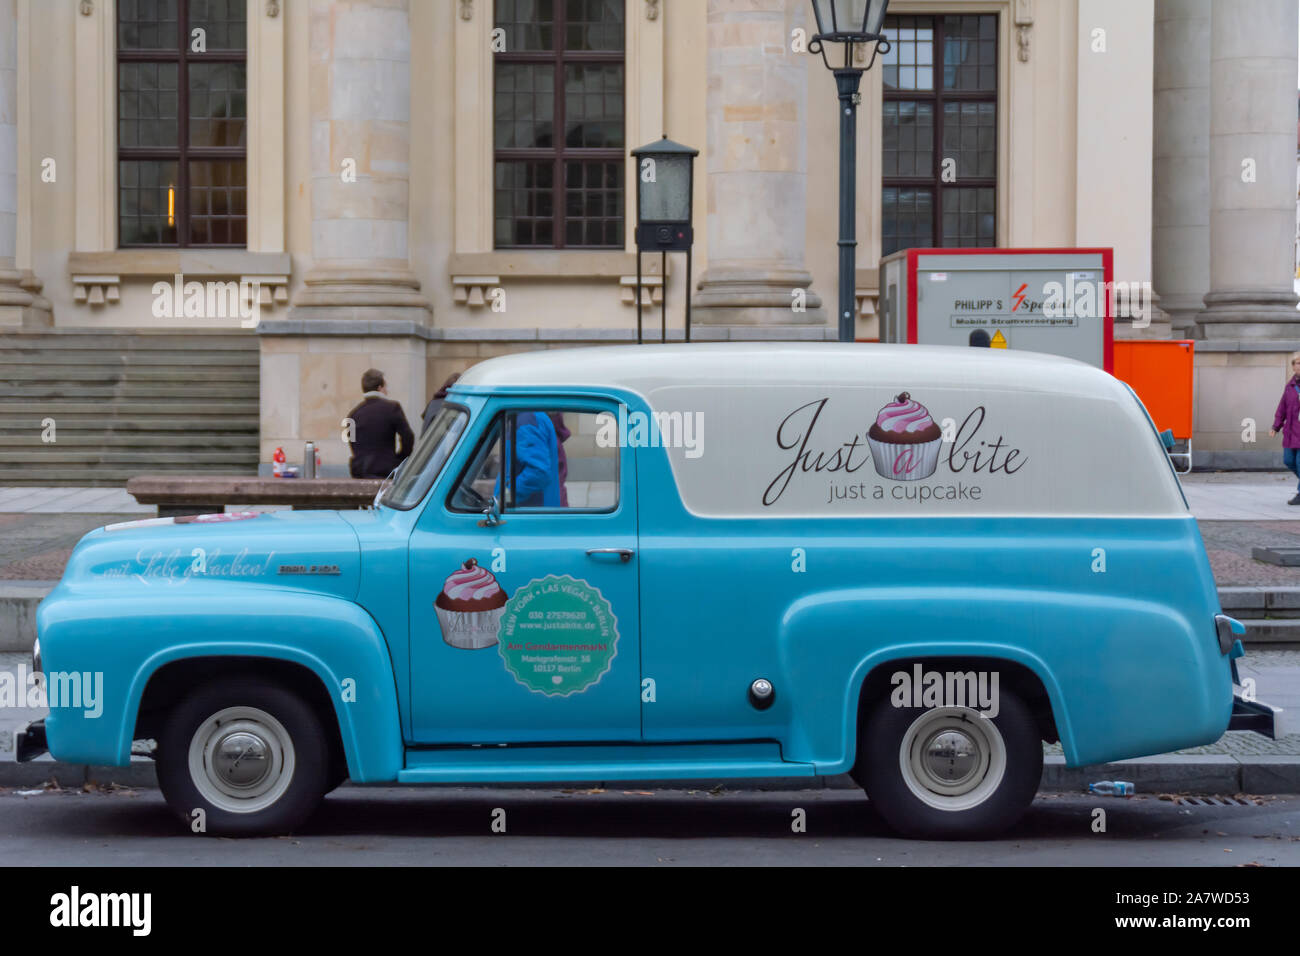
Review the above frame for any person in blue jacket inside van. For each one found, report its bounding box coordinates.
[505,411,562,508]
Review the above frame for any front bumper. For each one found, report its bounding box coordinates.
[15,719,47,762]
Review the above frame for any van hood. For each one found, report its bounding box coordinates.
[53,510,361,601]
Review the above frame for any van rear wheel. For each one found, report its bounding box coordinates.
[854,686,1042,839]
[156,677,330,837]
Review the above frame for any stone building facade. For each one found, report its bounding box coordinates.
[1,0,1297,475]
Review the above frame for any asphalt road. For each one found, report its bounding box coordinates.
[1,786,1298,866]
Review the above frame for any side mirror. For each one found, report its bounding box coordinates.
[479,494,505,528]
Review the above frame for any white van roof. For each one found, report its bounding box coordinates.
[454,344,1188,519]
[455,343,1115,399]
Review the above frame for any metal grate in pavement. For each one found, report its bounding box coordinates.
[1171,795,1262,807]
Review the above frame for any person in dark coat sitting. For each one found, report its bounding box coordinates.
[345,368,415,479]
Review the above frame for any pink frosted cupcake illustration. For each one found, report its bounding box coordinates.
[434,558,507,649]
[867,392,943,481]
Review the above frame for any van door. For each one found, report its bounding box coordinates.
[408,401,639,743]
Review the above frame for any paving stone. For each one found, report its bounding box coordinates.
[1218,586,1268,609]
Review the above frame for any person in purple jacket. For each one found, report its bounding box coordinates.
[1270,353,1300,504]
[547,412,571,507]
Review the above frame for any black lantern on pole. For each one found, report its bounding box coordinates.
[809,0,891,343]
[631,136,699,344]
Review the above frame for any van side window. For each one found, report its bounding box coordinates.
[449,410,618,513]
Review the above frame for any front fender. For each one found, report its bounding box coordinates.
[38,585,403,782]
[779,586,1228,772]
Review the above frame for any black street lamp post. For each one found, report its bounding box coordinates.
[631,136,700,344]
[809,0,892,342]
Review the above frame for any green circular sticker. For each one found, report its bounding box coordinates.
[498,575,619,696]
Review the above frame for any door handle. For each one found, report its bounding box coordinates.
[586,548,634,563]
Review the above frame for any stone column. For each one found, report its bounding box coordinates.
[288,0,430,322]
[692,0,825,327]
[1196,0,1299,338]
[267,0,427,478]
[0,0,48,329]
[1152,0,1209,336]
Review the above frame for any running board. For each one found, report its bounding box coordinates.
[398,742,814,784]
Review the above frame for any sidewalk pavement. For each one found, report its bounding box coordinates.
[0,487,151,515]
[1179,471,1300,520]
[0,477,1298,793]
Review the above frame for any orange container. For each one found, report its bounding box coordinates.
[1112,340,1195,439]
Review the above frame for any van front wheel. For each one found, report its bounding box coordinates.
[854,687,1042,839]
[156,677,330,837]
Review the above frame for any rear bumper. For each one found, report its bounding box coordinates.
[15,719,47,762]
[1218,615,1290,738]
[1229,692,1291,739]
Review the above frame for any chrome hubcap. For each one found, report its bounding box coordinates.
[920,729,979,787]
[188,706,295,814]
[212,731,272,789]
[898,707,1007,812]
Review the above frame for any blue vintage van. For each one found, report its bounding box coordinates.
[19,344,1286,838]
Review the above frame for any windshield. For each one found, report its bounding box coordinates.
[380,403,469,510]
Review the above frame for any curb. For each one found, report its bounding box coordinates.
[0,758,158,790]
[1038,754,1300,794]
[0,582,53,653]
[4,755,1298,794]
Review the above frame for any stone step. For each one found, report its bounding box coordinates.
[0,433,257,447]
[0,332,257,351]
[0,365,259,382]
[0,349,258,365]
[0,384,258,400]
[1236,619,1300,643]
[0,464,255,485]
[0,418,258,433]
[1222,606,1288,620]
[1212,588,1300,643]
[0,400,259,416]
[0,451,257,465]
[0,332,259,484]
[1217,586,1300,616]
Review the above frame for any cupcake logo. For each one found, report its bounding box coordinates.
[867,392,943,481]
[763,392,1028,508]
[434,558,507,650]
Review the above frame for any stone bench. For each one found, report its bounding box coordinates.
[126,475,383,517]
